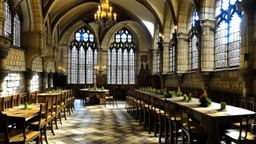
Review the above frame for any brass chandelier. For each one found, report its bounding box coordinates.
[94,0,117,28]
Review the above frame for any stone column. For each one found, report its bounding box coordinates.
[41,71,48,90]
[25,69,35,92]
[48,72,53,88]
[200,19,215,71]
[177,33,189,73]
[162,42,170,74]
[151,49,158,74]
[239,0,256,96]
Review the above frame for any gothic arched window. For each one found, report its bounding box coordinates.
[188,11,199,70]
[13,14,21,47]
[169,31,177,72]
[215,0,242,68]
[107,28,136,84]
[4,0,11,37]
[68,28,97,84]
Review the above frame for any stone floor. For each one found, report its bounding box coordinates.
[44,100,159,144]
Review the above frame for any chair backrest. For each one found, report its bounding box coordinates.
[180,106,191,133]
[28,91,38,104]
[18,93,28,105]
[0,111,8,143]
[237,97,246,108]
[0,111,26,143]
[169,101,178,122]
[12,94,19,107]
[246,97,255,111]
[2,96,13,111]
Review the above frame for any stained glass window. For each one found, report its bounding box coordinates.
[4,0,11,37]
[108,28,136,84]
[157,52,160,72]
[13,14,21,47]
[189,11,199,70]
[68,27,97,84]
[215,0,242,68]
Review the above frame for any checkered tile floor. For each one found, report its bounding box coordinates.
[44,100,158,144]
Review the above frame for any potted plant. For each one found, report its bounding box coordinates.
[188,93,192,101]
[199,89,211,107]
[183,94,188,101]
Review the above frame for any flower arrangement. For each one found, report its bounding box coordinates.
[88,86,91,90]
[101,86,104,90]
[199,89,211,107]
[160,89,165,95]
[188,93,192,101]
[176,87,183,97]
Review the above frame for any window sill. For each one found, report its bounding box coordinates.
[212,67,239,72]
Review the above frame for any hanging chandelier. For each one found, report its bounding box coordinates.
[94,0,117,28]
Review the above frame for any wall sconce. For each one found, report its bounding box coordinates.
[58,66,66,73]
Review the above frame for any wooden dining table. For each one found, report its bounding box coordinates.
[135,89,256,144]
[2,104,40,121]
[37,92,62,103]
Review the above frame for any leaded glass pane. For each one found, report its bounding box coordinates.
[94,50,97,84]
[228,13,241,66]
[169,44,175,72]
[68,27,97,84]
[107,50,111,84]
[121,33,127,42]
[189,34,198,70]
[107,28,136,85]
[117,49,122,84]
[123,49,128,84]
[4,1,11,37]
[79,47,85,84]
[71,46,78,84]
[111,49,117,84]
[68,49,71,84]
[129,49,135,84]
[215,21,228,68]
[215,0,241,68]
[75,33,80,41]
[13,14,21,47]
[86,47,93,84]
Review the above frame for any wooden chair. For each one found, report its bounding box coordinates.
[105,91,118,107]
[1,96,13,111]
[28,102,49,144]
[168,101,182,144]
[12,94,19,107]
[180,106,208,144]
[28,91,38,104]
[0,111,40,144]
[18,93,27,105]
[225,116,256,144]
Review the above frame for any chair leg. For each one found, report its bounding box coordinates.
[59,112,62,125]
[154,113,157,137]
[175,126,178,144]
[159,117,162,143]
[64,107,67,120]
[50,120,55,135]
[55,117,58,129]
[165,118,169,144]
[148,110,152,134]
[43,125,49,144]
[40,129,43,144]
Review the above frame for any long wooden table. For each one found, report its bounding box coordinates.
[80,89,109,102]
[2,104,40,121]
[37,92,62,103]
[135,89,256,144]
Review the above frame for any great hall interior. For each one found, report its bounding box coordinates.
[1,0,256,144]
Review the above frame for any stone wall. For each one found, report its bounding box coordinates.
[2,72,25,96]
[46,61,55,73]
[31,56,43,72]
[5,48,26,71]
[164,70,244,95]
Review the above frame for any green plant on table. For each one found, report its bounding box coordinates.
[188,93,192,101]
[183,94,188,101]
